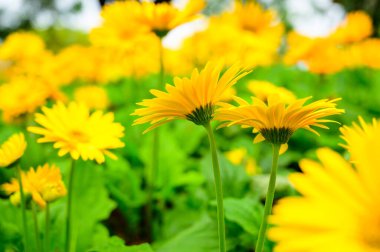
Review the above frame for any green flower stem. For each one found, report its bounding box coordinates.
[32,202,42,252]
[65,159,76,252]
[204,122,226,252]
[255,143,281,252]
[45,203,50,252]
[146,37,165,241]
[17,166,29,252]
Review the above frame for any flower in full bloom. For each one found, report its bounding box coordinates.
[0,76,54,122]
[0,32,47,62]
[269,118,380,251]
[330,11,373,44]
[91,0,204,44]
[2,164,66,208]
[284,11,375,74]
[216,96,344,150]
[0,133,27,168]
[132,62,250,132]
[181,1,283,67]
[28,102,125,164]
[74,86,109,110]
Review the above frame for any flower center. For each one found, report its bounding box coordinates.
[260,127,294,144]
[361,213,380,249]
[70,130,90,143]
[185,104,214,126]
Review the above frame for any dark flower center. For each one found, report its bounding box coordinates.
[260,127,294,144]
[186,104,214,126]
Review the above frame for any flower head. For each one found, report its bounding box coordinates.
[28,102,125,164]
[91,0,204,43]
[0,76,53,122]
[216,96,344,147]
[0,133,27,168]
[0,32,47,62]
[132,62,250,132]
[74,85,109,110]
[331,11,373,44]
[269,146,380,251]
[136,0,205,37]
[2,164,66,208]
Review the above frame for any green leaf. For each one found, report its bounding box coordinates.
[156,216,220,252]
[47,159,117,252]
[224,198,263,236]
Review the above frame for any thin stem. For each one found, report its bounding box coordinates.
[45,203,50,252]
[158,37,164,88]
[255,143,281,252]
[65,159,76,252]
[146,37,165,242]
[17,166,29,252]
[32,203,42,252]
[204,122,226,252]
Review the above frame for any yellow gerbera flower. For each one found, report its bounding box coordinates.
[132,62,250,132]
[0,133,27,168]
[2,164,66,208]
[0,76,54,122]
[0,32,46,62]
[91,0,204,43]
[216,96,344,148]
[248,80,296,104]
[331,11,373,44]
[74,85,109,110]
[269,146,380,252]
[28,102,125,164]
[136,0,205,36]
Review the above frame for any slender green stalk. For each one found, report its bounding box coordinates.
[65,159,76,252]
[204,122,226,252]
[146,37,165,242]
[255,143,281,252]
[32,203,42,252]
[17,166,29,252]
[45,203,50,252]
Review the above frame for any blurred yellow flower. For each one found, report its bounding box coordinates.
[90,1,150,49]
[216,96,343,150]
[284,32,347,74]
[74,86,109,110]
[360,39,380,69]
[284,11,375,74]
[91,0,204,46]
[2,164,66,208]
[28,102,125,164]
[269,146,380,252]
[132,62,250,132]
[136,0,205,37]
[248,81,296,104]
[0,32,47,62]
[225,147,257,175]
[0,133,27,168]
[181,1,283,68]
[331,11,373,44]
[226,147,247,165]
[0,76,53,122]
